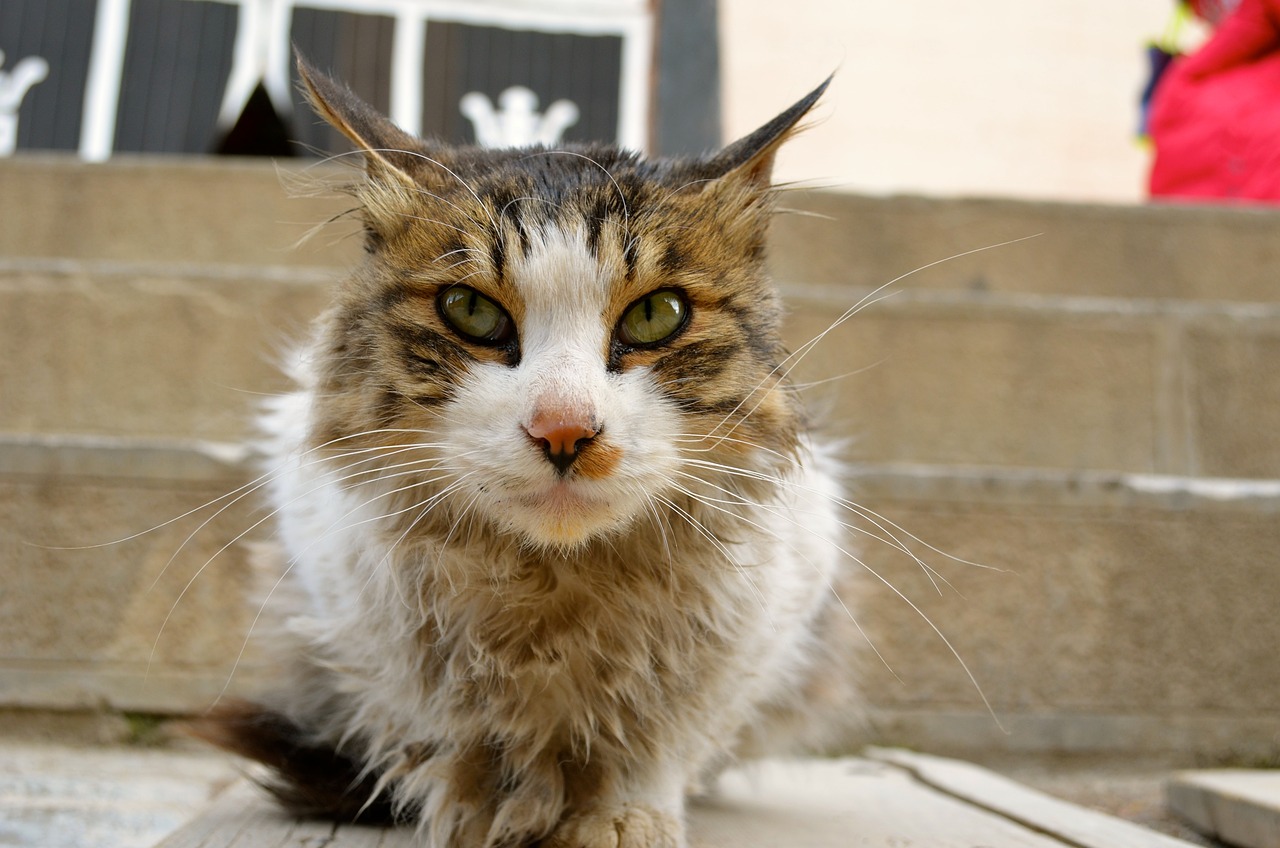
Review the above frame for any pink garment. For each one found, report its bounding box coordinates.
[1148,0,1280,202]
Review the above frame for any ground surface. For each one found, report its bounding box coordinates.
[984,756,1225,847]
[0,726,1225,848]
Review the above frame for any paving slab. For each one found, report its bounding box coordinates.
[153,753,1198,848]
[1167,770,1280,848]
[0,742,236,848]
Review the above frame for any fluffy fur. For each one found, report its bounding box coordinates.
[193,59,864,848]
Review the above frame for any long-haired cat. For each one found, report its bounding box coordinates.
[195,59,864,848]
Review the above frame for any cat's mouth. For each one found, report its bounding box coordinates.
[505,480,623,546]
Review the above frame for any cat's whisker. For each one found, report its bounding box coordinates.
[669,457,1003,726]
[218,472,475,704]
[666,477,899,680]
[650,492,774,623]
[432,486,487,597]
[46,435,435,609]
[773,206,838,222]
[398,213,473,237]
[358,477,476,610]
[432,246,484,265]
[150,445,472,670]
[788,359,890,390]
[674,454,983,592]
[673,466,954,597]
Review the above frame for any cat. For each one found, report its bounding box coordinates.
[193,58,865,848]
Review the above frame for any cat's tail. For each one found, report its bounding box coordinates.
[185,699,400,825]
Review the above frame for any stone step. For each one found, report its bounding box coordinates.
[6,157,1280,302]
[0,434,269,715]
[149,753,1201,848]
[5,257,1279,477]
[3,434,1277,761]
[2,156,359,270]
[1167,770,1280,848]
[770,190,1280,304]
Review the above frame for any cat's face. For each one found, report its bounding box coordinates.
[300,62,827,550]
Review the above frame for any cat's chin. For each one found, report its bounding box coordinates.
[501,483,632,549]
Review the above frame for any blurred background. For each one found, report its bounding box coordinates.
[1,0,1206,198]
[3,1,1279,846]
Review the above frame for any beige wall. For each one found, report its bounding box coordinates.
[720,1,1204,203]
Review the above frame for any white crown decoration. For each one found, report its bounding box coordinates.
[0,50,50,156]
[459,86,580,149]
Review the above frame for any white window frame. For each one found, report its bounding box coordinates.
[80,0,653,161]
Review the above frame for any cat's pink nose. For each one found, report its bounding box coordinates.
[525,415,597,473]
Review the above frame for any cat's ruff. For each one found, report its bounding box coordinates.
[193,58,862,848]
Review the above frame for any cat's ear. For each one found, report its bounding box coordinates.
[705,75,832,189]
[295,54,420,186]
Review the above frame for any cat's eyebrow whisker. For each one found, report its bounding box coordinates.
[706,287,901,447]
[498,194,568,221]
[432,246,484,265]
[773,206,838,222]
[661,177,717,198]
[520,149,631,240]
[408,187,487,230]
[398,213,473,237]
[706,234,1043,447]
[367,147,499,233]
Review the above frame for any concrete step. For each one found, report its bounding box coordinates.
[151,754,1200,848]
[6,156,1279,765]
[1,155,359,270]
[848,463,1280,762]
[0,740,236,848]
[0,258,330,443]
[3,433,1278,762]
[7,157,1280,301]
[5,257,1280,477]
[771,190,1280,304]
[1167,770,1280,848]
[0,434,269,715]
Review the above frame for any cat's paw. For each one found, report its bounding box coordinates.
[547,804,684,848]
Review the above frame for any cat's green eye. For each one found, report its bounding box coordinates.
[438,286,513,344]
[617,290,689,347]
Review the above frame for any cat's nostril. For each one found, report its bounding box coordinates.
[525,421,597,473]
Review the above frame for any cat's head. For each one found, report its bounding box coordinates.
[298,59,828,551]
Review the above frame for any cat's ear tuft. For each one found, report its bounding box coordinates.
[295,53,419,186]
[706,75,832,189]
